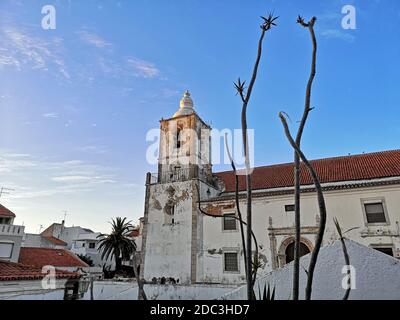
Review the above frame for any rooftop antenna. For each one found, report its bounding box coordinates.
[61,211,68,233]
[0,187,14,198]
[38,224,43,233]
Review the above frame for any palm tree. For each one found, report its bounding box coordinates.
[97,217,136,272]
[97,217,147,300]
[77,254,94,267]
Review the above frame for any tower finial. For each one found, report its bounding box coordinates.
[173,90,194,117]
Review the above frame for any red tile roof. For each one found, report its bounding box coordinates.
[19,248,88,268]
[0,260,80,281]
[0,204,15,218]
[43,236,67,246]
[128,229,139,237]
[215,150,400,193]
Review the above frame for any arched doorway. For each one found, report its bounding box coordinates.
[285,242,310,264]
[277,236,314,268]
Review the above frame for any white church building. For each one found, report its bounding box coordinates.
[140,91,400,285]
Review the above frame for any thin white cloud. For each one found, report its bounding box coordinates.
[52,175,115,184]
[52,175,94,183]
[42,112,59,118]
[77,30,112,49]
[0,26,70,79]
[78,145,107,154]
[320,29,355,43]
[0,151,117,199]
[126,57,160,79]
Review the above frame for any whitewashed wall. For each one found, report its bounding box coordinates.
[82,281,236,300]
[0,279,67,300]
[222,240,400,300]
[201,183,400,284]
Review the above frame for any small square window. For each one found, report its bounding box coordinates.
[364,202,386,224]
[285,204,295,212]
[0,242,14,259]
[224,252,239,272]
[89,242,96,249]
[223,214,237,231]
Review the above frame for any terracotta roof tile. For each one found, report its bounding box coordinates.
[0,260,80,281]
[128,229,140,237]
[19,247,88,268]
[43,236,67,246]
[215,150,400,193]
[0,204,16,218]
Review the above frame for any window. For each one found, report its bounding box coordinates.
[372,246,393,257]
[223,214,237,231]
[164,202,175,225]
[0,218,11,224]
[224,252,239,272]
[364,202,387,224]
[0,242,14,259]
[89,242,96,249]
[285,204,295,212]
[176,128,181,149]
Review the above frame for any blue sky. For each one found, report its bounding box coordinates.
[0,0,399,233]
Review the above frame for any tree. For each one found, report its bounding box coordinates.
[97,217,136,272]
[77,254,94,267]
[97,217,147,300]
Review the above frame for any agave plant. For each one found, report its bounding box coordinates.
[256,282,275,300]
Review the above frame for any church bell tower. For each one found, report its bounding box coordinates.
[157,90,212,185]
[141,91,217,284]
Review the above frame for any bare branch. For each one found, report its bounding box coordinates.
[132,256,147,300]
[279,112,327,300]
[291,14,318,300]
[224,133,248,278]
[236,13,278,300]
[334,217,351,300]
[195,183,259,284]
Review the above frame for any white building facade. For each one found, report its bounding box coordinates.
[141,91,400,285]
[0,205,25,263]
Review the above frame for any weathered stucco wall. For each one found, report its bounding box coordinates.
[143,180,194,284]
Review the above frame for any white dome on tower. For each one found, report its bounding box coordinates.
[173,90,195,117]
